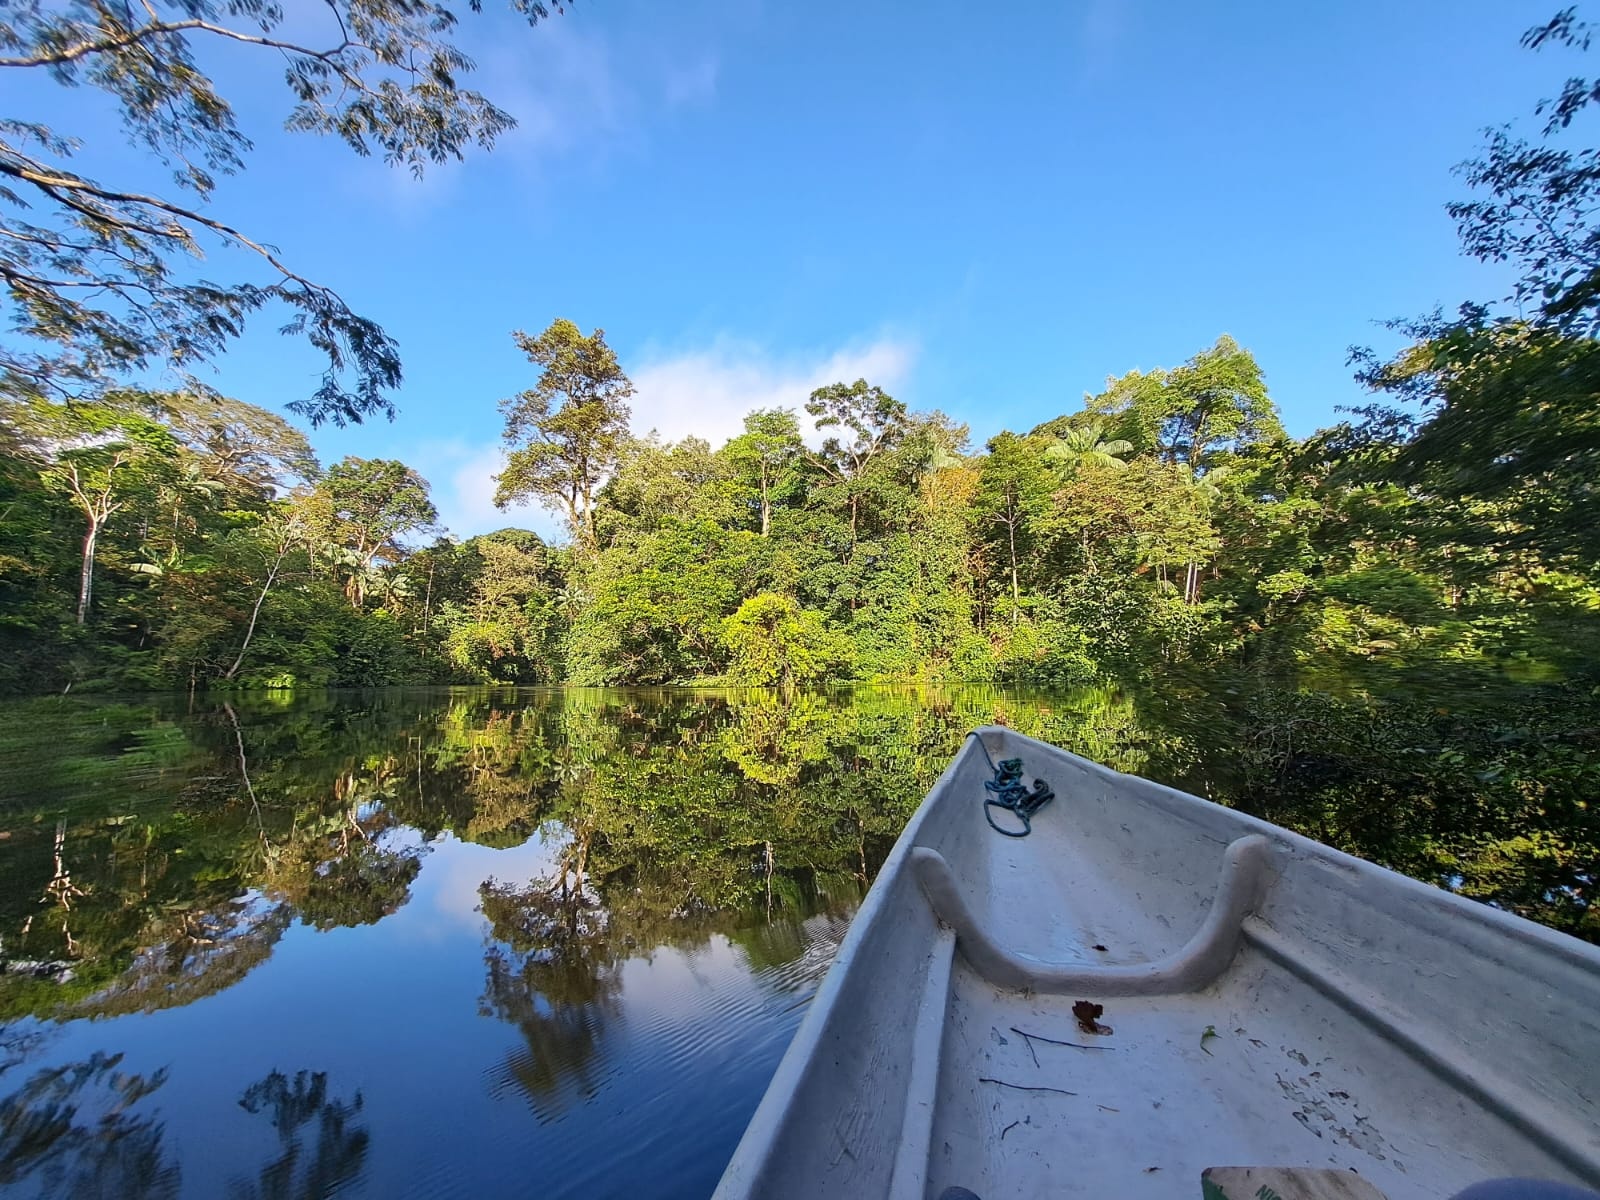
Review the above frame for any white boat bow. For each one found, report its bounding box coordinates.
[714,727,1600,1200]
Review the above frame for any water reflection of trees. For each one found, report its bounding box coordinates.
[477,851,619,1118]
[2,676,1596,1030]
[0,700,433,1019]
[0,1052,178,1199]
[230,1069,369,1200]
[0,1058,369,1200]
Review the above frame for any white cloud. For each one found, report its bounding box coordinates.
[630,335,918,450]
[405,440,565,542]
[483,23,626,162]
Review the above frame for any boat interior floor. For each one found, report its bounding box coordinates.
[918,815,1588,1200]
[926,953,1559,1200]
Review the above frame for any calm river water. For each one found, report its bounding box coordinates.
[0,682,1584,1197]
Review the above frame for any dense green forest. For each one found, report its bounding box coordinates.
[1,314,1596,695]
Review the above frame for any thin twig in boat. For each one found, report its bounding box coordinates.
[979,1077,1076,1096]
[1011,1026,1112,1052]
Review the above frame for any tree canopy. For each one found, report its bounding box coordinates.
[0,0,569,422]
[496,319,635,550]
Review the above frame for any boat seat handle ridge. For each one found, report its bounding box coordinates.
[909,835,1274,995]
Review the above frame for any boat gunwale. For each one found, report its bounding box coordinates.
[710,729,991,1198]
[1035,726,1600,973]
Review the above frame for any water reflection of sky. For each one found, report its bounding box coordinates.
[1,824,851,1199]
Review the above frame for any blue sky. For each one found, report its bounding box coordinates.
[29,0,1571,538]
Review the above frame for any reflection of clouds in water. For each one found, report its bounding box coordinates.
[404,831,568,940]
[613,912,856,1056]
[615,935,747,1017]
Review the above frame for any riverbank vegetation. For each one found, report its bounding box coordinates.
[3,308,1595,697]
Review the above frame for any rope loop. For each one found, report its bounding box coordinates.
[966,730,1055,837]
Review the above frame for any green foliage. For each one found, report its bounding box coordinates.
[306,456,437,608]
[1086,336,1285,468]
[1043,420,1133,473]
[496,319,634,549]
[1229,680,1600,941]
[0,389,452,693]
[722,593,851,686]
[0,1,568,421]
[723,408,806,536]
[565,518,760,684]
[436,529,564,683]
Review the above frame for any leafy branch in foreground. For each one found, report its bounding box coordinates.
[0,0,567,423]
[1448,6,1600,334]
[1349,8,1600,568]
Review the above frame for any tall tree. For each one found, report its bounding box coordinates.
[9,396,176,624]
[1089,337,1283,468]
[0,1,569,422]
[975,433,1052,623]
[225,503,312,681]
[724,409,803,537]
[496,320,634,550]
[141,393,319,497]
[308,458,436,608]
[803,379,908,545]
[597,436,733,541]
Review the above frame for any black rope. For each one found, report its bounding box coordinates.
[967,731,1055,837]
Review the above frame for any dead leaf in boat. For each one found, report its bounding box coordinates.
[1072,1000,1112,1035]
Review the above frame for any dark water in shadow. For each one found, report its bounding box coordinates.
[0,681,1592,1196]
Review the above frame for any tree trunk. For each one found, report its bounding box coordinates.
[1007,511,1020,627]
[579,477,598,550]
[76,521,99,625]
[226,544,290,679]
[760,468,771,537]
[1189,408,1209,468]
